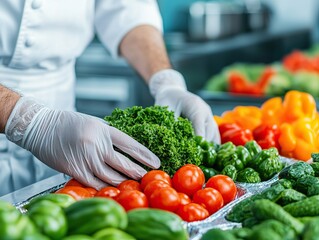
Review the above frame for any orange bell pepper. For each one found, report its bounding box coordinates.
[232,106,262,130]
[278,123,297,152]
[293,139,316,161]
[282,90,317,122]
[261,97,283,125]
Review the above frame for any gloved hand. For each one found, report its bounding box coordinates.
[5,97,160,190]
[149,69,221,143]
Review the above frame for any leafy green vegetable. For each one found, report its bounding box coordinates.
[104,106,202,176]
[312,153,319,162]
[279,162,314,182]
[293,175,319,195]
[311,162,319,177]
[276,189,307,206]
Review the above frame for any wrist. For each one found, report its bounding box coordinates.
[0,85,20,133]
[149,69,187,97]
[5,97,44,146]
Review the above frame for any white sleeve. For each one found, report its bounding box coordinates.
[94,0,163,58]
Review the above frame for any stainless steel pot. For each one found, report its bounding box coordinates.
[188,0,270,41]
[188,1,246,41]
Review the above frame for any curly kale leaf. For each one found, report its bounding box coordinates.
[104,106,202,176]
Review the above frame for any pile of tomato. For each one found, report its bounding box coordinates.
[55,164,237,222]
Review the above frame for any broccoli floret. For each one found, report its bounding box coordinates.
[104,106,202,176]
[237,168,261,183]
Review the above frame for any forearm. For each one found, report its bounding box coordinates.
[0,85,20,133]
[119,25,171,82]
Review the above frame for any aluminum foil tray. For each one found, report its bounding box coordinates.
[187,156,299,239]
[11,157,298,240]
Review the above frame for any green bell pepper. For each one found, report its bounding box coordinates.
[202,146,217,167]
[221,165,238,181]
[27,200,67,239]
[26,193,75,209]
[237,168,261,183]
[244,140,262,158]
[0,201,36,239]
[93,228,136,240]
[199,165,219,182]
[236,146,251,166]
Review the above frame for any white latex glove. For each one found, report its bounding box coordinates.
[5,97,160,189]
[149,69,221,144]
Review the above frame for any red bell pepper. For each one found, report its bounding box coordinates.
[219,123,254,146]
[253,124,280,150]
[228,68,275,97]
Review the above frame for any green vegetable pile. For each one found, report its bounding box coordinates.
[104,106,202,176]
[202,160,319,240]
[0,194,188,240]
[199,140,284,183]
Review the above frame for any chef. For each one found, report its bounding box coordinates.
[0,0,220,196]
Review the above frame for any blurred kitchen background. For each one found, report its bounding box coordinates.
[75,0,319,117]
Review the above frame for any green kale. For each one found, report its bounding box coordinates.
[276,189,307,206]
[271,179,293,189]
[293,175,319,195]
[279,162,315,181]
[104,106,202,176]
[311,162,319,177]
[312,152,319,162]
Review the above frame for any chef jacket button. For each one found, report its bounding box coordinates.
[25,37,35,47]
[32,0,42,9]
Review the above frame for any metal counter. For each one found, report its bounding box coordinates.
[0,173,69,205]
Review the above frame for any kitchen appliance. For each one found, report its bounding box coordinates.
[188,0,270,41]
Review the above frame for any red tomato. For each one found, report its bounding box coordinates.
[95,186,120,199]
[193,188,224,214]
[64,178,85,187]
[149,187,181,212]
[140,170,172,191]
[143,180,170,199]
[118,180,141,192]
[176,203,209,222]
[116,190,148,211]
[172,164,205,197]
[178,192,191,206]
[55,186,91,200]
[205,175,237,204]
[85,187,98,196]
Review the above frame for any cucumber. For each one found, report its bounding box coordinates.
[302,217,319,240]
[283,195,319,217]
[201,229,237,240]
[65,198,127,235]
[251,199,304,234]
[126,209,188,240]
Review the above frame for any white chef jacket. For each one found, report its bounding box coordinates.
[0,0,163,196]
